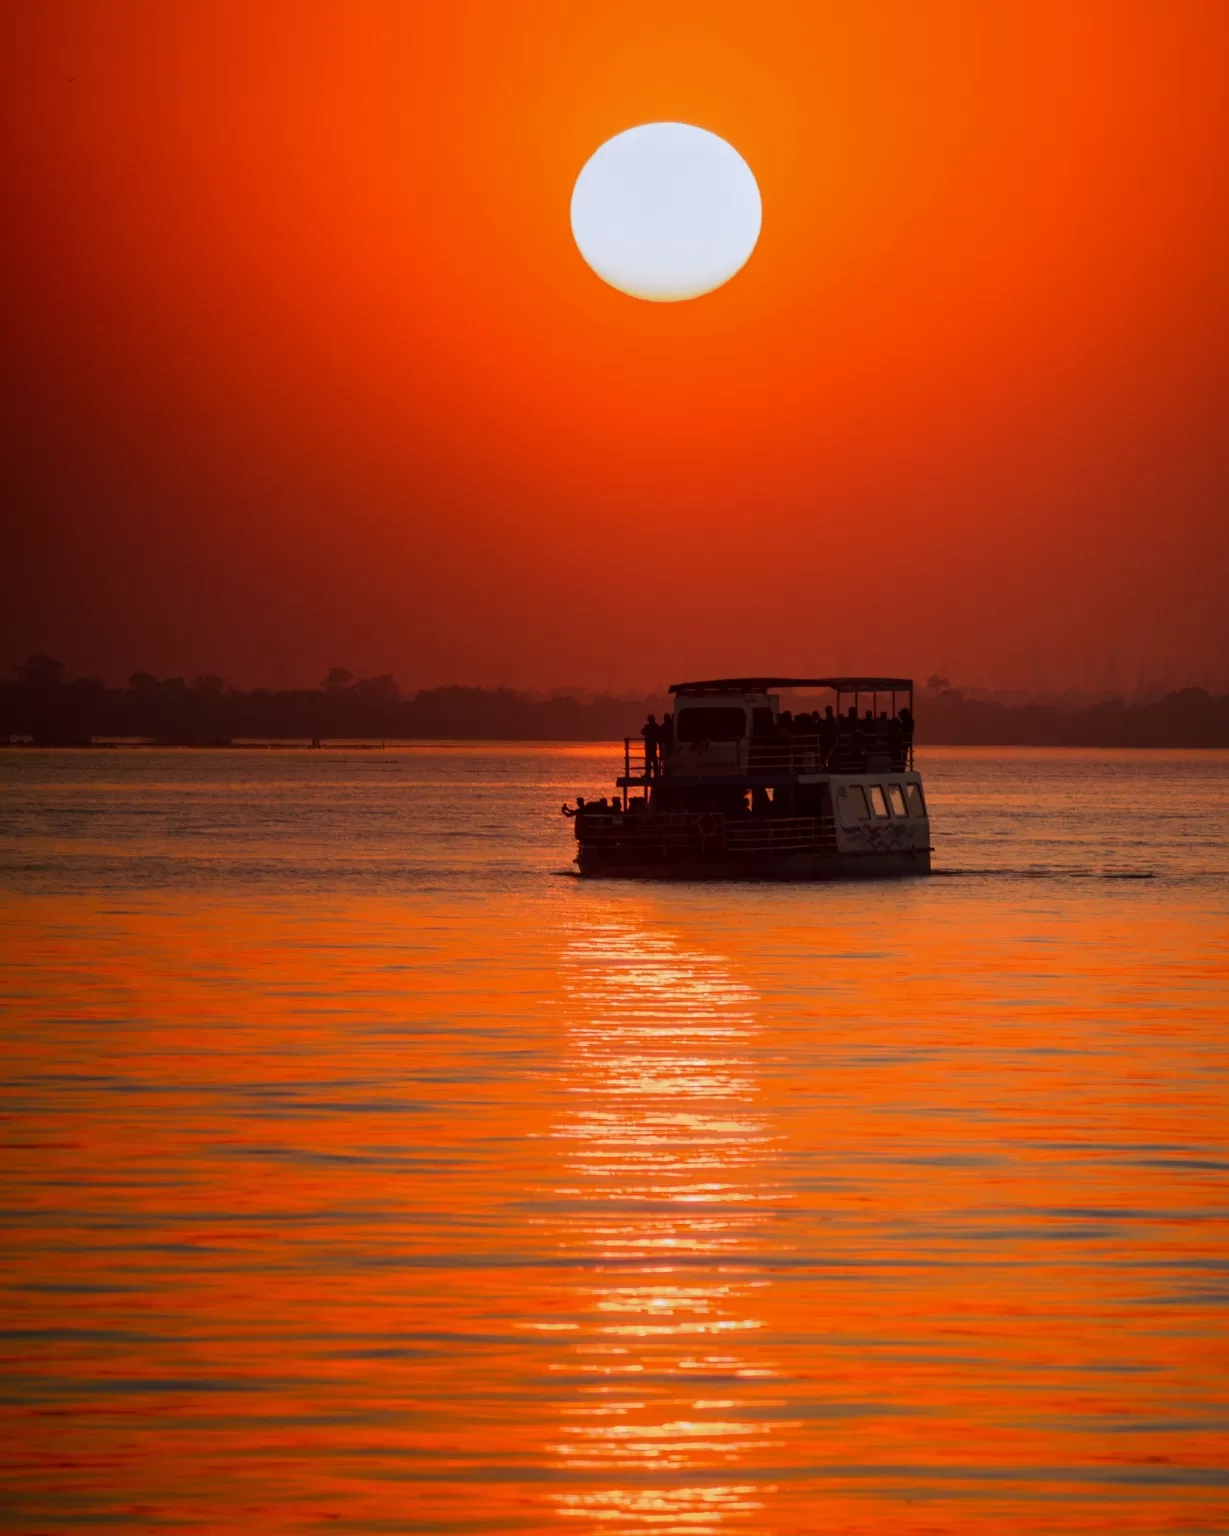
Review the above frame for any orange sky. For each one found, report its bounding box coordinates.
[3,1,1227,692]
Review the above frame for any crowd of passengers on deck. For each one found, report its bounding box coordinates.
[637,704,914,775]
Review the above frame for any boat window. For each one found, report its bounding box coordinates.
[839,785,871,824]
[888,784,909,818]
[907,782,927,818]
[869,785,890,818]
[677,707,747,743]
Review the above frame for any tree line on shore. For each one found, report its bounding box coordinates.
[3,655,1228,748]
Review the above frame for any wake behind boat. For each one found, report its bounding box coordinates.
[563,675,931,879]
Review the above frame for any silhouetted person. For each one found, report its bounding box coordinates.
[820,705,838,763]
[845,708,862,765]
[888,712,903,766]
[660,712,674,768]
[898,707,915,762]
[641,714,660,776]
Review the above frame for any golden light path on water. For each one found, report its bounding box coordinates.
[548,924,783,1532]
[1,747,1228,1533]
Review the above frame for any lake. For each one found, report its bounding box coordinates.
[1,746,1227,1533]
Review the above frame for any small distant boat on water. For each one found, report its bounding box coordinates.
[564,675,931,879]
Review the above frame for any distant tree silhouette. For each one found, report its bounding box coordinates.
[2,661,1227,746]
[15,654,65,689]
[355,674,400,704]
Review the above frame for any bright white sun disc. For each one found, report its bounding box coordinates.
[570,122,761,302]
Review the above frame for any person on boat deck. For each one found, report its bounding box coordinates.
[859,710,875,763]
[641,714,660,775]
[898,706,915,757]
[659,712,674,767]
[820,706,838,764]
[846,708,863,762]
[888,712,903,763]
[877,711,891,749]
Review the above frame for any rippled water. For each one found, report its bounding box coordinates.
[1,746,1227,1533]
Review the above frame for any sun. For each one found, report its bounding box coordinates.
[570,122,762,303]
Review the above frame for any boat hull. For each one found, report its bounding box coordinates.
[569,767,932,881]
[576,847,930,880]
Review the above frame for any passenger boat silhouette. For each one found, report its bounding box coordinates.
[563,676,931,879]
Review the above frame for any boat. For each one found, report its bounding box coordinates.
[564,676,931,879]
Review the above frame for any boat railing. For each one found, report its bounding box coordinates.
[622,737,650,782]
[747,740,826,772]
[724,816,825,855]
[579,810,837,858]
[623,735,913,781]
[747,737,914,772]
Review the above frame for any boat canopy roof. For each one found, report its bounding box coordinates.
[670,676,913,696]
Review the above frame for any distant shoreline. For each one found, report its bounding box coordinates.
[4,737,1229,753]
[4,669,1228,750]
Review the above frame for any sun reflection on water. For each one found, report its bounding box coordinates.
[546,922,787,1532]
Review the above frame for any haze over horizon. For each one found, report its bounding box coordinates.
[5,2,1228,694]
[4,648,1222,703]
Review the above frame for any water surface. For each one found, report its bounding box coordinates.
[1,746,1227,1533]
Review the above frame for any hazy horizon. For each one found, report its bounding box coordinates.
[6,653,1227,703]
[4,648,1222,706]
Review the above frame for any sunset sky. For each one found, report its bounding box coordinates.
[3,1,1227,693]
